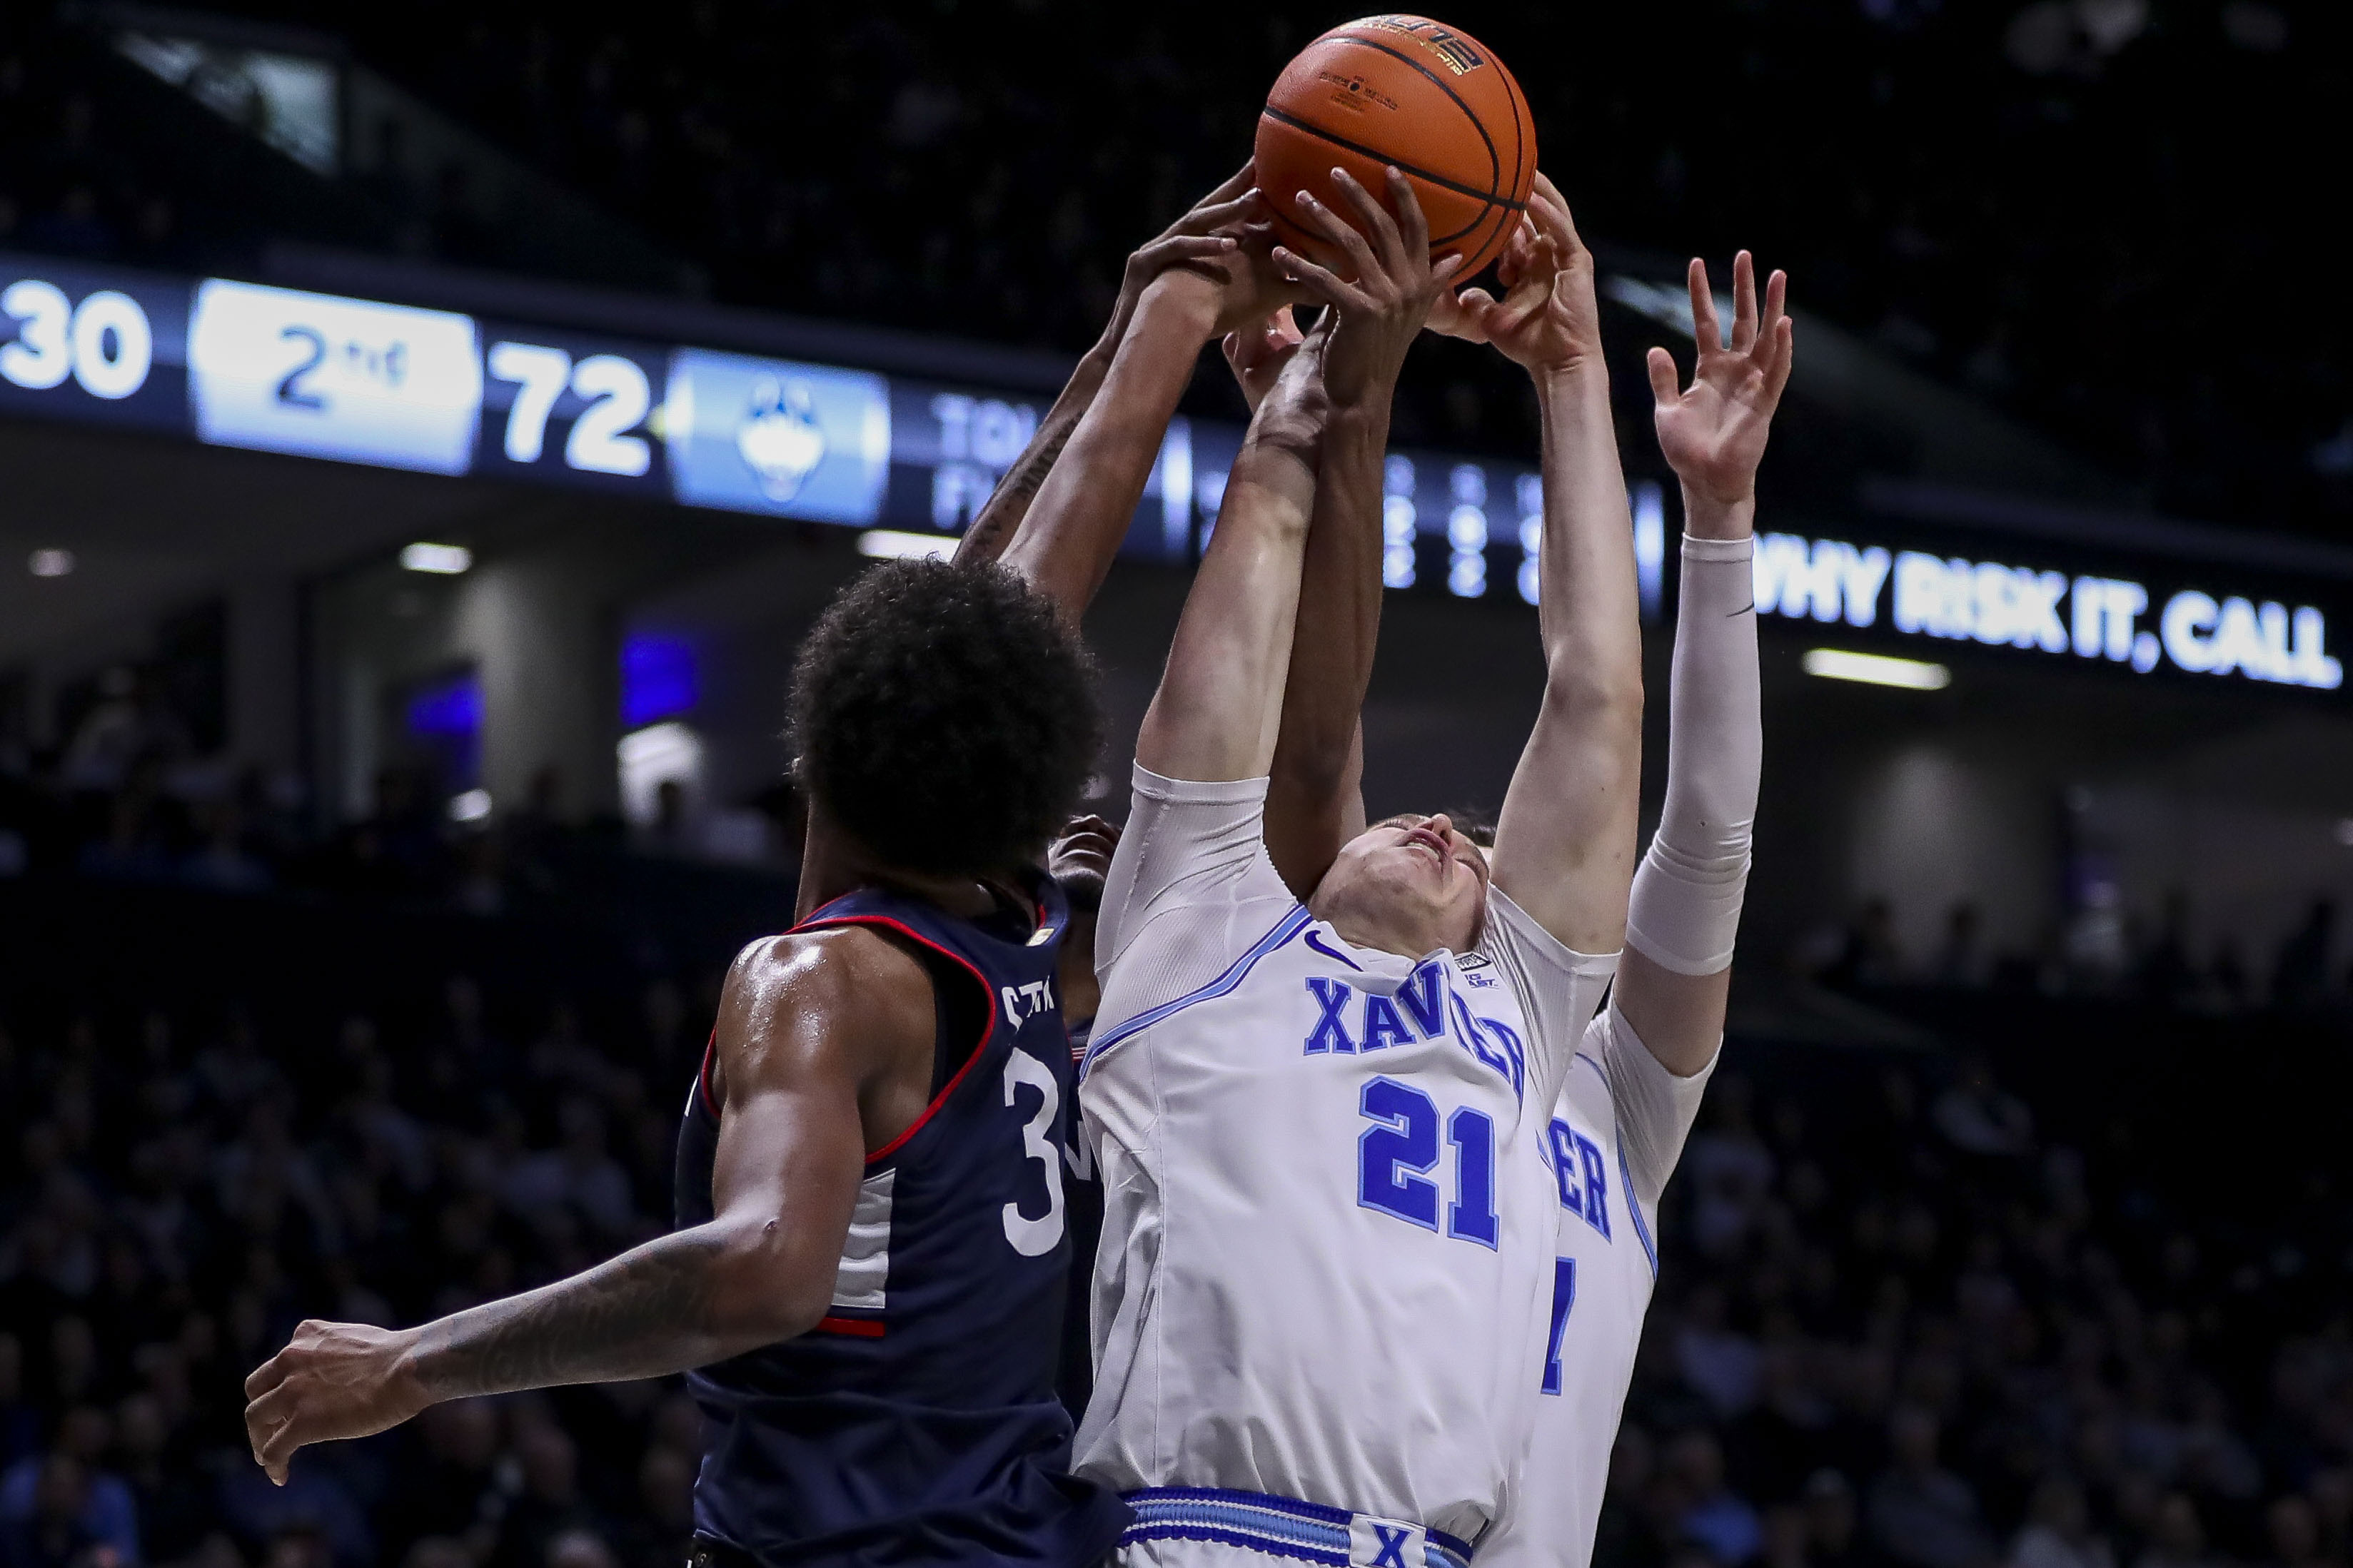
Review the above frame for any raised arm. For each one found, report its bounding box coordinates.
[982,179,1294,627]
[1613,253,1790,1076]
[1254,170,1450,896]
[1138,176,1461,788]
[242,929,929,1482]
[1133,292,1327,784]
[954,166,1259,597]
[1477,176,1647,954]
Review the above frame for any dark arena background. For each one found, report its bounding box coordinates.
[5,4,2353,1568]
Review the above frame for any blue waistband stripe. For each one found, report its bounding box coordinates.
[1121,1486,1473,1568]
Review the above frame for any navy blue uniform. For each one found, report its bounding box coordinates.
[674,873,1129,1566]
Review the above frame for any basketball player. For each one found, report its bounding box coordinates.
[237,140,1300,1557]
[1074,163,1645,1566]
[241,558,1132,1564]
[1476,250,1788,1567]
[942,163,1299,1423]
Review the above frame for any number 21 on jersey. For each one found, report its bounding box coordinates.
[1356,1076,1498,1248]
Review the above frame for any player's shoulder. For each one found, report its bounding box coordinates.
[722,926,935,1030]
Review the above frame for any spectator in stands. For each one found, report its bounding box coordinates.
[1930,1056,2034,1158]
[1803,1471,1870,1568]
[2262,1495,2327,1568]
[2010,1477,2113,1568]
[1868,1407,1993,1568]
[2137,1496,2215,1568]
[1671,1428,1766,1566]
[499,1098,638,1243]
[0,1408,138,1567]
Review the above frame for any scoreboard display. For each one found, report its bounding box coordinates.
[3,247,2346,698]
[0,248,1551,584]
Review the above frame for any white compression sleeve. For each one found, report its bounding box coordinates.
[1624,532,1762,976]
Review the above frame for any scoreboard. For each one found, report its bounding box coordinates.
[0,248,1551,585]
[4,247,2347,699]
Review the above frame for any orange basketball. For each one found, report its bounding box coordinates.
[1254,15,1536,280]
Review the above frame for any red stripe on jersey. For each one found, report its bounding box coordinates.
[695,1029,720,1116]
[799,913,1000,1167]
[815,1315,886,1338]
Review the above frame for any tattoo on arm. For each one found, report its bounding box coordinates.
[955,413,1082,566]
[410,1228,738,1398]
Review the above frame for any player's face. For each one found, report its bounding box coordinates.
[1309,812,1489,956]
[1047,813,1121,911]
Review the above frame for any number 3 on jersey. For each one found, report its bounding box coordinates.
[1002,1051,1066,1256]
[1356,1076,1498,1248]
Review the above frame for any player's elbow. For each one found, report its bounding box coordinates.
[707,1218,835,1346]
[1538,659,1644,739]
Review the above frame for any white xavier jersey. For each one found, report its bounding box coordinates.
[1475,1003,1715,1568]
[1074,767,1617,1552]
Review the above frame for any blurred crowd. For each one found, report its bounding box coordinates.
[1808,894,2353,1018]
[0,665,799,910]
[1610,1058,2352,1568]
[7,0,2344,535]
[2,892,2347,1568]
[0,956,720,1568]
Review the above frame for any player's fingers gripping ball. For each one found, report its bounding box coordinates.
[1254,14,1536,281]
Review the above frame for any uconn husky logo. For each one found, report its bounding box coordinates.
[1301,959,1526,1101]
[737,375,827,500]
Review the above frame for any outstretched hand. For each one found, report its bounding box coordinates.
[1426,173,1603,382]
[1222,305,1307,413]
[1271,166,1463,411]
[1104,163,1266,345]
[1646,251,1793,509]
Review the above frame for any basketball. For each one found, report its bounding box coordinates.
[1254,15,1536,279]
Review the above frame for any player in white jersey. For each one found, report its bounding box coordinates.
[1076,169,1646,1566]
[1476,251,1793,1568]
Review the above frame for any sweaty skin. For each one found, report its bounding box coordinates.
[242,805,1019,1485]
[243,901,932,1481]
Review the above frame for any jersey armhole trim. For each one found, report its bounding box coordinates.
[695,1028,721,1116]
[1616,1131,1658,1278]
[1078,904,1313,1081]
[801,911,1000,1168]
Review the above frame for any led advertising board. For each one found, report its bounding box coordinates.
[1748,527,2342,694]
[2,247,2345,697]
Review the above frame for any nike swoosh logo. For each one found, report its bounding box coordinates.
[1304,930,1363,971]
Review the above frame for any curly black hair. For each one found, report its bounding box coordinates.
[788,559,1102,876]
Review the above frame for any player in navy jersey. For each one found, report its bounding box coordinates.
[241,557,1121,1564]
[241,166,1298,1567]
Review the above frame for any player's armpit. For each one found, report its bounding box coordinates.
[1608,946,1730,1081]
[1589,993,1717,1209]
